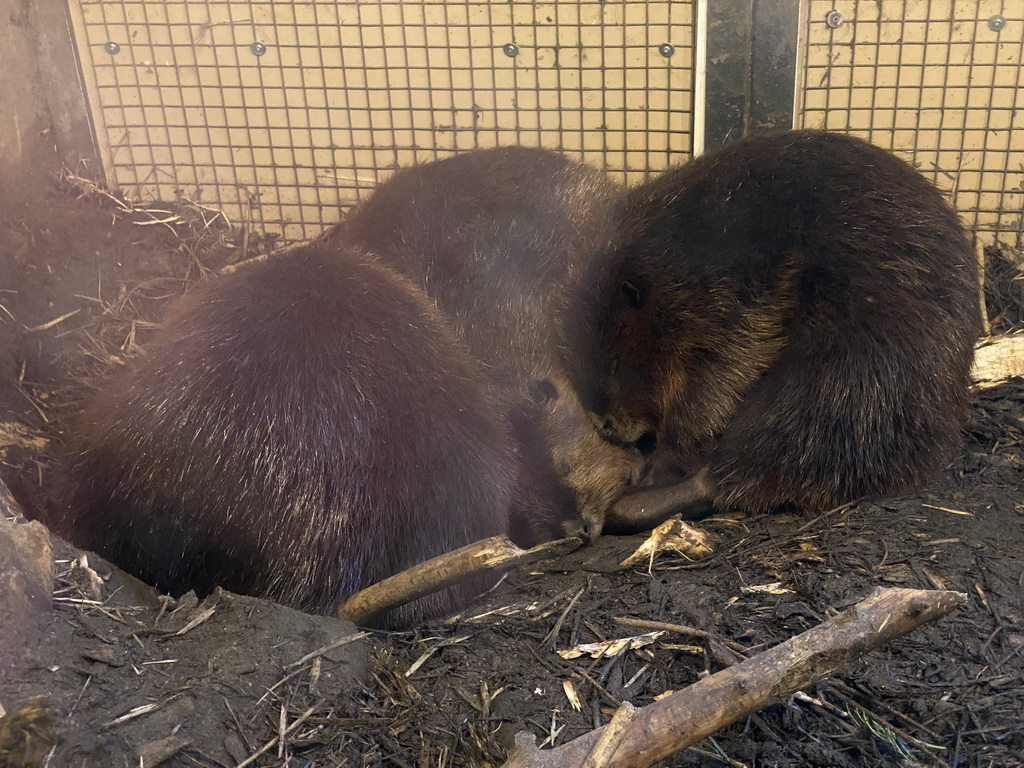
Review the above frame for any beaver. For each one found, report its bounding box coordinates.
[324,146,645,540]
[591,130,981,531]
[59,243,523,628]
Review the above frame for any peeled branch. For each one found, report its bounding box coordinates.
[504,587,966,768]
[336,535,582,626]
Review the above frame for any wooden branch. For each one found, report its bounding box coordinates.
[972,334,1024,385]
[976,241,991,338]
[503,587,965,768]
[336,535,583,626]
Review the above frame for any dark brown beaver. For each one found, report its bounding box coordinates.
[323,146,644,542]
[592,130,981,531]
[58,244,520,628]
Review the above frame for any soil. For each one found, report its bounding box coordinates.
[1,183,1022,767]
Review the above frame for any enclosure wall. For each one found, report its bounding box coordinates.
[65,0,1024,247]
[68,0,695,242]
[799,0,1024,246]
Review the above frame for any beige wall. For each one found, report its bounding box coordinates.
[799,0,1024,245]
[68,0,1024,246]
[69,0,695,242]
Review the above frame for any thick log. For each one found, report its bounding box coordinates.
[504,587,965,768]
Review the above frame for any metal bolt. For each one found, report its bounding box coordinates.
[502,42,519,58]
[824,10,845,29]
[250,41,267,56]
[104,41,120,54]
[658,43,675,58]
[988,15,1006,32]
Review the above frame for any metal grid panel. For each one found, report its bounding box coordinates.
[69,1,695,243]
[798,0,1024,245]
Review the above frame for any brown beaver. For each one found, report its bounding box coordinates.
[591,130,981,531]
[59,243,523,628]
[324,146,644,540]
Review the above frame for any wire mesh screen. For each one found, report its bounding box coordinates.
[799,0,1024,247]
[69,0,696,242]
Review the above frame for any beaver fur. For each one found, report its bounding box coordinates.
[60,244,520,628]
[593,130,981,530]
[326,146,644,540]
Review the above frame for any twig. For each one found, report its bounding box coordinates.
[285,631,368,669]
[235,703,318,768]
[223,696,254,753]
[68,675,92,718]
[543,584,588,648]
[278,702,287,759]
[837,692,948,766]
[221,254,268,274]
[920,503,974,516]
[795,501,857,533]
[255,667,305,706]
[240,189,252,262]
[612,616,711,642]
[612,616,744,667]
[15,385,49,424]
[23,308,81,333]
[102,700,167,729]
[174,607,216,636]
[977,241,991,337]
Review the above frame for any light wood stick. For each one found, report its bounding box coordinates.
[336,535,582,626]
[504,587,965,768]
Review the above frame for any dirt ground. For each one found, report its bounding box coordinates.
[1,183,1022,767]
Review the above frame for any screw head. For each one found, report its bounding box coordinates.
[988,15,1006,32]
[824,9,845,29]
[502,42,519,58]
[104,41,120,54]
[658,42,675,58]
[250,41,267,56]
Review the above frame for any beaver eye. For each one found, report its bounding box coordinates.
[528,378,559,404]
[620,281,643,309]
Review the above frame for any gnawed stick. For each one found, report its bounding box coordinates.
[976,240,991,338]
[336,535,582,626]
[504,587,965,768]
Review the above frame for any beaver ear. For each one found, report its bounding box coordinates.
[620,281,644,309]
